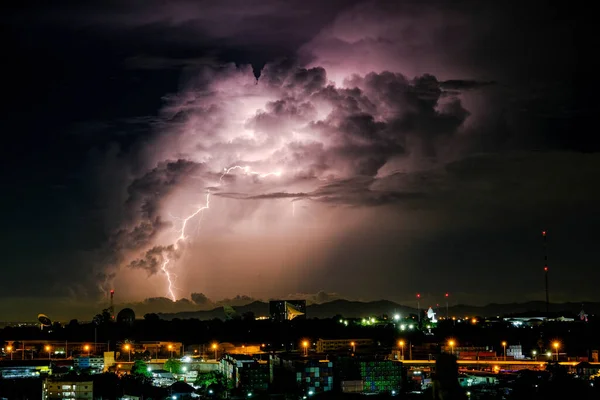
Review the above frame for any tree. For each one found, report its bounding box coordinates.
[195,371,224,389]
[164,358,182,374]
[131,360,151,378]
[144,313,160,322]
[242,311,256,322]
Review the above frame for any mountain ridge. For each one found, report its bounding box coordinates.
[156,299,598,321]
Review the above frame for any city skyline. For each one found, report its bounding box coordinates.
[2,1,596,319]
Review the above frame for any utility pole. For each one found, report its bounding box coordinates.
[416,293,421,323]
[542,231,549,313]
[445,293,449,320]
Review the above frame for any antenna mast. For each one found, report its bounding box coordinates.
[110,289,115,320]
[542,231,549,313]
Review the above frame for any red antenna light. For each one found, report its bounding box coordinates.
[445,293,449,297]
[110,289,114,294]
[416,293,421,298]
[542,231,546,236]
[544,266,548,272]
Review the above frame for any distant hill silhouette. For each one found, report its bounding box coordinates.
[157,299,598,321]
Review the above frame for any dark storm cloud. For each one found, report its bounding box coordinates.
[440,80,496,91]
[128,244,179,276]
[216,178,426,207]
[126,159,201,219]
[190,292,210,305]
[109,159,203,251]
[2,0,594,317]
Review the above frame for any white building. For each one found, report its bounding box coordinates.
[507,345,524,359]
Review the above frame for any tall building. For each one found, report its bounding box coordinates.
[43,378,93,399]
[269,300,306,322]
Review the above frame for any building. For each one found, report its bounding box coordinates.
[359,359,402,393]
[220,354,271,392]
[219,342,264,356]
[0,360,51,379]
[43,378,93,400]
[507,345,524,359]
[341,380,363,393]
[136,341,183,358]
[150,369,175,387]
[459,372,498,387]
[294,359,334,394]
[316,338,373,353]
[269,300,306,322]
[73,355,104,373]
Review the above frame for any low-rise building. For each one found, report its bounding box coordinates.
[0,360,51,379]
[316,339,373,353]
[150,369,175,387]
[73,356,104,373]
[43,378,93,400]
[220,354,271,392]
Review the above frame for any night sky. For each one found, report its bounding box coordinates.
[2,0,597,320]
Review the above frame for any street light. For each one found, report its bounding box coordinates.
[124,344,131,362]
[84,345,90,357]
[501,341,507,361]
[350,341,356,353]
[168,344,174,359]
[552,341,560,361]
[448,340,455,355]
[532,350,537,360]
[6,345,13,360]
[212,343,218,360]
[45,345,51,360]
[302,341,309,356]
[398,340,405,360]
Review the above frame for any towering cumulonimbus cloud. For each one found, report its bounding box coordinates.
[105,60,480,301]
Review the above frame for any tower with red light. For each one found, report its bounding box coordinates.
[416,293,421,323]
[445,292,449,319]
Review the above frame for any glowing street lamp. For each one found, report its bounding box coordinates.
[6,345,13,360]
[212,343,218,360]
[448,340,455,355]
[45,345,51,360]
[532,350,537,361]
[398,340,405,360]
[302,341,309,356]
[168,344,174,359]
[501,341,507,361]
[124,344,131,362]
[350,341,356,353]
[84,344,90,357]
[552,341,560,361]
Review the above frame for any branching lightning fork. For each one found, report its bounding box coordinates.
[159,165,281,301]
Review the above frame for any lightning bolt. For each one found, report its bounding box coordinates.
[159,165,281,301]
[161,258,175,301]
[219,166,282,183]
